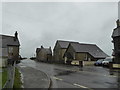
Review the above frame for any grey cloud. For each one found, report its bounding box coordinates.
[2,2,118,57]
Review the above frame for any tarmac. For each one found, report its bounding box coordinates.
[17,65,51,88]
[17,59,119,88]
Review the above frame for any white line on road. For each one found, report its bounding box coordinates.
[104,75,117,77]
[73,83,88,88]
[53,76,63,81]
[73,83,94,90]
[52,76,93,89]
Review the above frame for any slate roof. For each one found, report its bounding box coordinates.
[0,35,20,48]
[57,40,78,49]
[57,40,70,48]
[36,47,52,55]
[44,48,52,54]
[0,48,8,57]
[70,42,109,58]
[36,48,41,53]
[112,27,120,38]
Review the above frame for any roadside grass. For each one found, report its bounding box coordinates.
[13,67,22,88]
[2,68,8,88]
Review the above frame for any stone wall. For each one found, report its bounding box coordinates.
[83,61,95,66]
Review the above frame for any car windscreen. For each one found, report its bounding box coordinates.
[98,59,104,61]
[104,59,112,61]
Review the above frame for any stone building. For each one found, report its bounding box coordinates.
[53,40,108,65]
[0,31,20,67]
[53,40,77,63]
[112,19,120,68]
[36,46,52,62]
[64,42,108,65]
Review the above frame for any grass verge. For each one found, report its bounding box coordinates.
[13,67,22,88]
[2,68,8,88]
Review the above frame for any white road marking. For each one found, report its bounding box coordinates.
[107,75,117,77]
[73,83,94,90]
[53,77,91,89]
[73,83,88,88]
[53,76,63,81]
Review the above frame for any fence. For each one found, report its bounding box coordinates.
[2,62,15,89]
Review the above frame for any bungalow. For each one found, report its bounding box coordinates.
[0,31,20,67]
[64,42,108,65]
[36,46,52,62]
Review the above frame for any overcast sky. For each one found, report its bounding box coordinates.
[1,2,118,57]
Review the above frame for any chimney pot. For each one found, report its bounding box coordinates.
[41,45,44,48]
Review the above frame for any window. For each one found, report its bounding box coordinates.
[8,47,13,53]
[88,58,91,61]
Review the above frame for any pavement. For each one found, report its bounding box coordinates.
[17,63,51,88]
[18,59,119,89]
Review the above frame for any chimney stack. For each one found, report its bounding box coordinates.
[14,31,18,41]
[49,46,51,50]
[116,19,120,28]
[41,45,44,48]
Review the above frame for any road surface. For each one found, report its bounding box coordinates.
[18,59,119,89]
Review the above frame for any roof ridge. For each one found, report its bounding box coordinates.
[79,43,96,45]
[0,34,14,38]
[57,40,70,42]
[57,40,78,43]
[44,48,50,49]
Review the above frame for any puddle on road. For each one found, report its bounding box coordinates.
[54,68,76,76]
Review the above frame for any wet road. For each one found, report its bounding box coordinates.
[18,59,119,89]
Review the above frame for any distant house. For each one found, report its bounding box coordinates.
[53,40,77,63]
[64,42,108,65]
[112,19,120,68]
[0,31,20,67]
[36,46,52,62]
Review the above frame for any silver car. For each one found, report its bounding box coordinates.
[102,59,112,66]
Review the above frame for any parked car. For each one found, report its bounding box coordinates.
[102,58,112,66]
[30,57,36,60]
[94,59,104,66]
